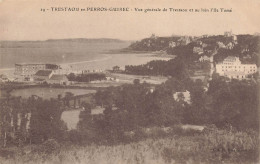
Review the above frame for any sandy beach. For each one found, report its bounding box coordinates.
[0,52,173,77]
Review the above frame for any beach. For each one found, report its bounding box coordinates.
[0,52,173,76]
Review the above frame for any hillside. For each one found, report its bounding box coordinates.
[127,34,260,65]
[0,127,258,164]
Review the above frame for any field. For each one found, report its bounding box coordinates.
[61,110,82,130]
[61,107,104,130]
[10,87,96,99]
[0,128,258,164]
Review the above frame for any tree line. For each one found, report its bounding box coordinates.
[0,96,66,147]
[67,73,106,82]
[125,58,189,80]
[76,75,258,144]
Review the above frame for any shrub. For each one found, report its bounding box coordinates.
[34,139,61,155]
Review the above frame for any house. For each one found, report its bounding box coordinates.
[193,47,204,54]
[224,31,233,37]
[216,56,257,80]
[226,42,234,49]
[169,41,176,48]
[48,74,69,85]
[24,77,34,82]
[217,42,226,49]
[34,70,53,82]
[196,40,202,45]
[178,36,191,45]
[243,54,251,59]
[199,55,211,62]
[0,74,9,82]
[232,35,238,44]
[173,90,191,104]
[202,43,208,48]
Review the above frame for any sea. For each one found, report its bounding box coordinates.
[0,40,172,75]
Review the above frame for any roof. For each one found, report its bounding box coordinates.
[49,75,68,81]
[224,56,238,61]
[35,70,52,76]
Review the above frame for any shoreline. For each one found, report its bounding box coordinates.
[0,52,172,76]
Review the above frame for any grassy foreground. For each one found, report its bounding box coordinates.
[0,128,259,164]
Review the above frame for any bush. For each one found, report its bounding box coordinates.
[34,139,61,155]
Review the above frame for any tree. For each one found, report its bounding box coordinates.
[95,89,114,108]
[29,99,66,143]
[184,80,209,124]
[0,100,12,147]
[67,73,76,81]
[64,92,74,107]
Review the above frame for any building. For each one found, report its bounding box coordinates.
[226,42,234,49]
[14,63,59,77]
[173,90,191,104]
[217,42,226,49]
[0,74,9,82]
[193,47,204,54]
[178,36,191,45]
[224,31,233,37]
[232,35,238,44]
[48,75,69,85]
[216,56,257,80]
[196,40,202,45]
[202,43,208,48]
[34,70,53,82]
[199,55,212,62]
[15,63,46,77]
[169,41,176,48]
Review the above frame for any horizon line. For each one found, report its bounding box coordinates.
[0,32,259,42]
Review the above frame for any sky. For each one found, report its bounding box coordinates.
[0,0,260,41]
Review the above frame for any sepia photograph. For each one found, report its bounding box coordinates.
[0,0,259,163]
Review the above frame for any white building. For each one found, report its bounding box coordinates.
[217,42,226,49]
[226,42,235,49]
[199,55,213,62]
[193,47,204,54]
[169,41,176,48]
[15,63,46,77]
[173,90,191,104]
[232,35,238,44]
[224,31,233,37]
[216,56,257,80]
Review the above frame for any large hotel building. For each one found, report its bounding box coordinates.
[216,56,257,80]
[14,63,59,77]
